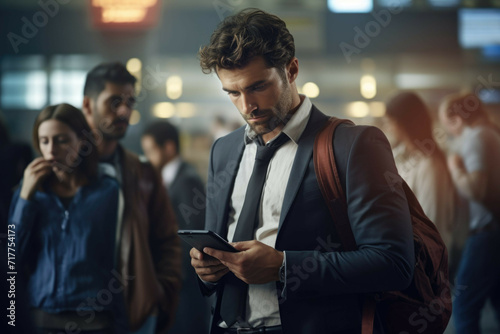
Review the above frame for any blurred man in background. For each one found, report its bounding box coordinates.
[82,62,181,334]
[141,120,211,334]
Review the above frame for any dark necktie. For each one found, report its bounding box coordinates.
[220,132,290,327]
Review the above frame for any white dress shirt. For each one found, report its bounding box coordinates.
[223,95,312,328]
[161,156,182,188]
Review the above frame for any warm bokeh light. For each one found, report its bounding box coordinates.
[129,109,141,125]
[176,103,196,118]
[347,101,370,118]
[93,0,157,23]
[360,75,377,99]
[126,58,142,73]
[153,102,175,118]
[166,75,183,100]
[302,82,320,98]
[126,58,142,95]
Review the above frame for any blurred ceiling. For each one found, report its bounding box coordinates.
[1,0,499,153]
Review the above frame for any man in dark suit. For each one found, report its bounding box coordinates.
[141,121,211,334]
[190,9,415,334]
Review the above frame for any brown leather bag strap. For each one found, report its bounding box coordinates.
[313,117,357,251]
[361,296,376,334]
[313,117,375,334]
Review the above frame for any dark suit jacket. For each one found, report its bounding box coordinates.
[167,161,212,334]
[203,106,415,334]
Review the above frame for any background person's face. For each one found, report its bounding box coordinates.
[38,119,82,172]
[90,82,135,141]
[438,104,462,138]
[141,135,168,170]
[217,57,293,139]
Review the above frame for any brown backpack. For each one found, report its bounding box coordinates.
[313,118,452,334]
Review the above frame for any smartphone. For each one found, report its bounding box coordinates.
[178,230,239,253]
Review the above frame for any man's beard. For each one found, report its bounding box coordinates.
[245,85,293,136]
[102,131,127,141]
[98,116,129,141]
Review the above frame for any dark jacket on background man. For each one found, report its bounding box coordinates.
[118,146,182,333]
[167,161,212,334]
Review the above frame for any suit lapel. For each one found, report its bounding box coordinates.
[215,129,246,238]
[278,106,329,232]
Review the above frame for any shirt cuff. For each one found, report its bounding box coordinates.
[279,251,287,299]
[199,276,219,289]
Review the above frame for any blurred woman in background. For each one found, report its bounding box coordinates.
[439,92,500,334]
[384,91,458,248]
[8,103,126,334]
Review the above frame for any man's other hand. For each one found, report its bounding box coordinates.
[204,240,284,284]
[190,247,230,282]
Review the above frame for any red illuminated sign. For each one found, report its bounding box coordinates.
[89,0,161,30]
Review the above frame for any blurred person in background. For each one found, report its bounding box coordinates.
[82,62,181,334]
[8,103,126,333]
[439,92,500,334]
[211,115,232,141]
[384,91,458,248]
[141,120,211,334]
[211,115,243,142]
[0,116,32,226]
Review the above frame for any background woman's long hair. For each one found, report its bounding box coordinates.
[32,103,99,182]
[386,91,446,162]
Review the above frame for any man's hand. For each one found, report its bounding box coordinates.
[203,240,284,285]
[190,247,229,282]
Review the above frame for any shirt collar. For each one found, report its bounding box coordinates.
[244,95,312,145]
[161,156,182,188]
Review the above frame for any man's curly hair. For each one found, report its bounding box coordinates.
[199,9,295,77]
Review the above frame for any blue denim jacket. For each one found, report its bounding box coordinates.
[9,174,120,313]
